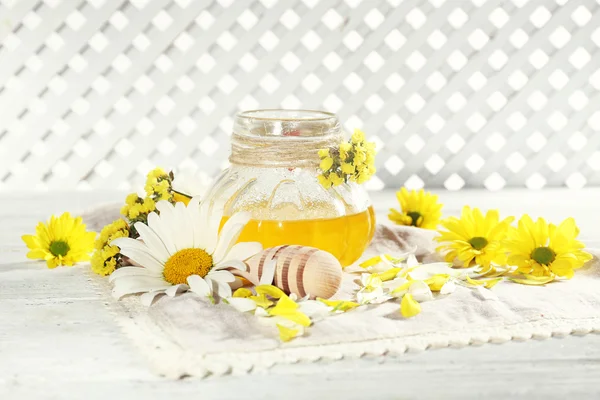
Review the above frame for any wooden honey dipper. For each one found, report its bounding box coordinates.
[232,245,343,299]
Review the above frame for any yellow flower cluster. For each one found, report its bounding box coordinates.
[144,167,173,202]
[119,167,172,223]
[120,193,156,221]
[317,129,376,188]
[91,219,130,276]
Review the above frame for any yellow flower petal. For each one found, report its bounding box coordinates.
[465,276,486,286]
[424,274,450,291]
[317,298,360,312]
[360,255,382,268]
[319,157,334,172]
[374,267,403,282]
[249,294,274,308]
[318,148,330,158]
[510,275,555,285]
[255,285,286,299]
[233,287,253,298]
[277,324,300,342]
[400,294,421,318]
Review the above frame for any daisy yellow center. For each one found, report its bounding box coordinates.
[163,248,213,285]
[407,211,422,226]
[49,240,70,257]
[468,236,488,251]
[531,246,556,265]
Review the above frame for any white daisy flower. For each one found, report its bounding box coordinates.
[109,197,262,306]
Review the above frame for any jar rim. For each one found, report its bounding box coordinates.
[236,109,337,122]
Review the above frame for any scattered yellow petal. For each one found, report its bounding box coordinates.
[374,267,403,282]
[360,255,382,268]
[249,294,273,308]
[465,276,486,286]
[400,294,421,318]
[269,296,311,327]
[277,324,300,342]
[391,280,415,295]
[510,275,555,286]
[233,288,253,298]
[483,277,503,289]
[424,274,450,291]
[255,285,286,299]
[317,298,360,312]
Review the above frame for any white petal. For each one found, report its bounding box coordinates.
[383,277,408,291]
[259,259,276,285]
[165,283,189,297]
[134,222,170,262]
[226,297,257,312]
[155,201,183,251]
[198,199,221,254]
[206,269,236,283]
[212,212,251,263]
[408,280,434,302]
[108,266,161,283]
[112,277,170,299]
[147,212,176,255]
[187,275,211,297]
[155,199,175,215]
[140,290,164,306]
[174,201,194,249]
[187,197,203,248]
[112,275,169,289]
[221,242,262,263]
[406,254,419,268]
[111,240,165,273]
[408,263,459,280]
[213,259,247,273]
[440,280,457,295]
[214,280,232,298]
[111,237,148,252]
[298,300,332,319]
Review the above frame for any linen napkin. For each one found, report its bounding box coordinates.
[85,206,600,379]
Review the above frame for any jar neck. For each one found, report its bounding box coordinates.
[229,131,342,168]
[229,109,343,168]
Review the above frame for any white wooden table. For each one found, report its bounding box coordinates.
[2,190,600,400]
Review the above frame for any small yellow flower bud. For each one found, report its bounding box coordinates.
[330,173,344,186]
[317,174,332,188]
[351,129,366,144]
[341,162,355,174]
[318,148,330,158]
[320,156,334,172]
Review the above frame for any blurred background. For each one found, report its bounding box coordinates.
[0,0,599,192]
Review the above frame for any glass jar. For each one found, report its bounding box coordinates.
[204,109,376,267]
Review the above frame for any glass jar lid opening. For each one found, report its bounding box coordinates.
[234,109,341,138]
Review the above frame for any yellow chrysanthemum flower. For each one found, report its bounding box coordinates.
[388,188,443,229]
[435,206,514,268]
[22,212,96,269]
[504,215,592,279]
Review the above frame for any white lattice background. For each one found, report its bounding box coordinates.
[0,0,599,191]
